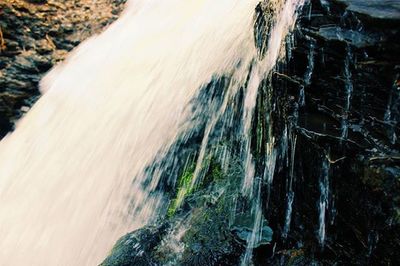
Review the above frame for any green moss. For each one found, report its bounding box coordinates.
[166,154,229,218]
[199,159,223,188]
[167,164,196,217]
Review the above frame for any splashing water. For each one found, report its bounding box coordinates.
[0,1,260,265]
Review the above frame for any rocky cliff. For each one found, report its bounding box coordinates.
[266,0,400,264]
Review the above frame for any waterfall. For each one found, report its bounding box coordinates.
[0,1,258,265]
[0,0,305,265]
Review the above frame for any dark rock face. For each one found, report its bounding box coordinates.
[100,225,168,266]
[0,0,126,138]
[264,0,400,264]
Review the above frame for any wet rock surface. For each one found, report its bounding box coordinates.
[334,0,400,21]
[265,0,400,264]
[0,0,126,137]
[102,158,249,266]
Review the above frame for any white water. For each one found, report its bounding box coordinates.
[0,1,259,265]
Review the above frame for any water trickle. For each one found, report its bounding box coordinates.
[282,190,295,239]
[282,129,297,238]
[307,1,313,21]
[330,194,337,225]
[367,230,379,257]
[299,38,315,107]
[384,78,400,145]
[318,158,330,247]
[304,38,315,86]
[341,46,354,139]
[299,86,306,107]
[286,33,296,61]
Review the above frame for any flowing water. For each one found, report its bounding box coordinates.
[341,45,354,139]
[318,159,330,247]
[0,0,305,265]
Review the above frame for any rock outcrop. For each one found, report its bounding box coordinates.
[265,0,400,264]
[0,0,126,137]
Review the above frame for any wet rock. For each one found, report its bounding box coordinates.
[335,0,400,21]
[231,213,273,248]
[101,225,167,266]
[317,26,381,48]
[263,0,400,264]
[104,156,247,266]
[180,209,243,266]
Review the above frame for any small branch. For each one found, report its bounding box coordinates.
[45,34,56,50]
[0,26,6,52]
[369,156,400,162]
[325,155,346,164]
[273,71,302,85]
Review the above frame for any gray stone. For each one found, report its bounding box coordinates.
[335,0,400,20]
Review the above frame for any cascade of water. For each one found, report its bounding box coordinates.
[241,0,305,263]
[241,0,306,197]
[241,174,264,266]
[0,1,260,265]
[341,45,354,139]
[282,129,297,238]
[318,158,330,247]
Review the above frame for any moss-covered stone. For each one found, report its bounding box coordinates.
[100,225,167,266]
[167,163,196,217]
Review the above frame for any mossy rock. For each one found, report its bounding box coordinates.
[231,212,273,248]
[100,225,167,266]
[181,208,244,266]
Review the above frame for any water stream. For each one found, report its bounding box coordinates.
[0,0,305,265]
